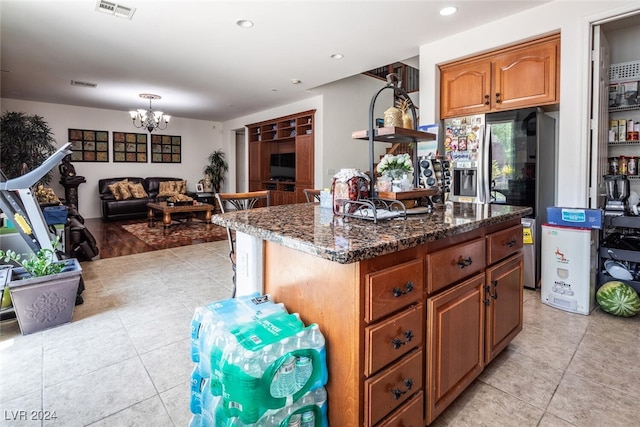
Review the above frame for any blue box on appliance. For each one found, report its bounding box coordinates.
[546,207,603,229]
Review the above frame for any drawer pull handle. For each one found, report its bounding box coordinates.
[495,92,502,103]
[506,238,517,247]
[391,330,414,349]
[392,281,414,297]
[484,94,490,105]
[457,256,473,268]
[390,378,414,400]
[485,280,498,300]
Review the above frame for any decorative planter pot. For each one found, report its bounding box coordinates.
[8,258,82,335]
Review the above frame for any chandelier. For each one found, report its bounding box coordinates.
[129,93,170,132]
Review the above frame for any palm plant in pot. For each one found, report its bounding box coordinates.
[0,240,82,335]
[203,149,229,193]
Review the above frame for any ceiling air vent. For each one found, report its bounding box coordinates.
[71,80,98,88]
[95,0,136,20]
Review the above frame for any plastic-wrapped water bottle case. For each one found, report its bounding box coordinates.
[189,293,329,426]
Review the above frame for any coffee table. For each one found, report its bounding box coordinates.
[147,201,214,232]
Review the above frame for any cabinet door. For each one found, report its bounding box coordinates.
[492,39,559,111]
[485,253,523,364]
[440,61,492,118]
[426,273,485,424]
[295,134,314,185]
[248,140,261,182]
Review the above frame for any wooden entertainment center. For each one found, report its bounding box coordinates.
[246,110,315,205]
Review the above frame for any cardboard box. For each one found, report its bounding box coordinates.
[610,119,618,142]
[546,207,603,229]
[619,119,627,142]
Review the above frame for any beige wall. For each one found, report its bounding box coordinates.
[1,98,221,218]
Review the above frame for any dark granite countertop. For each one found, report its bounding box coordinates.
[211,202,532,264]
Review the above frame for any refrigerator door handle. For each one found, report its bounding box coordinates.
[478,124,491,204]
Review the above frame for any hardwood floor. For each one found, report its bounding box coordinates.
[84,218,157,259]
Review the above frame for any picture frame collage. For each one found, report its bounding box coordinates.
[68,128,181,163]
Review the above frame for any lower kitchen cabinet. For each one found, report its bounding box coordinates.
[426,273,486,424]
[485,253,524,364]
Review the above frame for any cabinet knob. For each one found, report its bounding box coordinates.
[457,256,473,268]
[484,94,490,105]
[390,378,414,400]
[392,281,414,297]
[495,92,502,103]
[391,330,414,349]
[506,238,517,247]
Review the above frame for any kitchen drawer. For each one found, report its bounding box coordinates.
[427,237,485,294]
[365,258,424,323]
[364,349,423,427]
[486,224,523,265]
[365,304,424,376]
[376,390,424,427]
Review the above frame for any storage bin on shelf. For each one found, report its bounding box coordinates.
[189,293,328,426]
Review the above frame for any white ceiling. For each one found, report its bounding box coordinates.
[1,0,550,122]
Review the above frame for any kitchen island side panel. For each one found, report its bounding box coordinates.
[264,241,363,426]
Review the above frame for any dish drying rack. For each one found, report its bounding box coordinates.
[335,74,437,222]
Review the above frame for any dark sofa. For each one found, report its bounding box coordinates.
[98,176,187,221]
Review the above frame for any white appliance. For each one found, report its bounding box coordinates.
[540,224,597,315]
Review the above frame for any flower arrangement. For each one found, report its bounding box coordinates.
[377,153,414,178]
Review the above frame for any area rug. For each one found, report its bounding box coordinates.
[121,221,228,249]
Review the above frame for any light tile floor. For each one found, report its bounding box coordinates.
[1,241,639,426]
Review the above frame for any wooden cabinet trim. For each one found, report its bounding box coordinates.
[365,258,424,323]
[364,303,424,376]
[485,253,524,364]
[364,349,423,426]
[486,223,524,265]
[426,273,485,424]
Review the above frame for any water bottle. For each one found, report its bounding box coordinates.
[300,410,315,427]
[272,355,296,398]
[191,306,206,363]
[312,387,328,426]
[287,413,301,427]
[294,356,312,392]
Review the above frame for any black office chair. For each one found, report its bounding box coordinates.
[214,191,270,297]
[303,189,321,203]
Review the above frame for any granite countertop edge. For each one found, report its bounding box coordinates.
[212,203,532,264]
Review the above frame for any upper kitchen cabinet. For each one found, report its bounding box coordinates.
[440,34,560,118]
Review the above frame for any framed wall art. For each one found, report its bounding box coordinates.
[112,131,148,162]
[68,129,109,162]
[151,134,181,163]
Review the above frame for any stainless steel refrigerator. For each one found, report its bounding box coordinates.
[443,107,556,288]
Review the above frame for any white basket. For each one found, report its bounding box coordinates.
[610,60,640,82]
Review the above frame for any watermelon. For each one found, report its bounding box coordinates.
[596,281,640,317]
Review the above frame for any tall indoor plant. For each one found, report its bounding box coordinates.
[0,111,58,184]
[203,149,229,193]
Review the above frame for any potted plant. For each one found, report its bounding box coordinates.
[0,111,58,185]
[0,241,82,335]
[203,149,229,193]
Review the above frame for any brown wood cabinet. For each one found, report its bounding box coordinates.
[247,110,315,204]
[263,218,523,426]
[440,34,560,118]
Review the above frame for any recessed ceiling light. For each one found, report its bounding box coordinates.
[236,19,254,28]
[331,53,344,60]
[290,79,301,85]
[440,6,458,16]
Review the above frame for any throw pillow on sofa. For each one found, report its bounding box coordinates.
[117,181,133,200]
[158,180,187,197]
[108,179,128,200]
[128,182,148,198]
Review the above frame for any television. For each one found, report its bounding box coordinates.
[270,152,296,180]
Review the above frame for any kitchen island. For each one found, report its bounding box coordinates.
[212,202,532,426]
